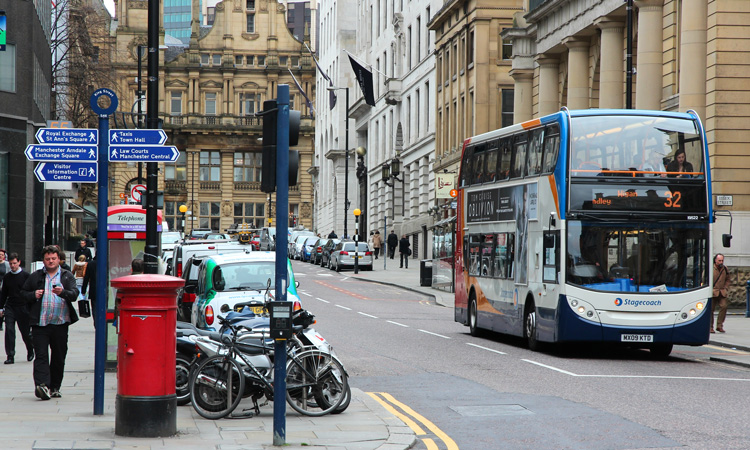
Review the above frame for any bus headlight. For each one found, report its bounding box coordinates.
[568,297,600,323]
[675,300,708,324]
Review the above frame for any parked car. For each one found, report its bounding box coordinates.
[172,242,252,321]
[189,228,212,240]
[205,233,232,240]
[319,239,341,268]
[259,227,276,250]
[309,238,329,265]
[329,241,372,272]
[190,252,301,330]
[300,236,320,262]
[249,234,261,251]
[288,229,315,255]
[161,231,183,254]
[291,234,310,260]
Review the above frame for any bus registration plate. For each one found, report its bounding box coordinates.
[621,334,653,343]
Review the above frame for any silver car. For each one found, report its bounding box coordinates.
[329,241,373,272]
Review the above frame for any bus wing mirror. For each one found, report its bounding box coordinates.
[722,234,732,248]
[544,234,556,248]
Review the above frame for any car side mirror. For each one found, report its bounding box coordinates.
[722,233,732,248]
[295,280,300,288]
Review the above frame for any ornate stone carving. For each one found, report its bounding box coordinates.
[222,201,233,217]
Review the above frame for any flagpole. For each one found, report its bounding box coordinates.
[343,49,389,80]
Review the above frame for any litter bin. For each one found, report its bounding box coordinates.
[111,274,185,438]
[420,260,433,287]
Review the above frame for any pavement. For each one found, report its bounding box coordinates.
[0,259,748,449]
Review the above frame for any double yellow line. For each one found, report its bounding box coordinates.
[367,392,459,450]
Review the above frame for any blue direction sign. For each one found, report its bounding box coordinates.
[25,144,98,162]
[35,128,98,145]
[109,129,167,146]
[109,145,180,162]
[34,162,98,183]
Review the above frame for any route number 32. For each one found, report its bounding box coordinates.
[663,190,682,208]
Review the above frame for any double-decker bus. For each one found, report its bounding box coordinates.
[455,109,718,356]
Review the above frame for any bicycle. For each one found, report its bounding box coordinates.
[189,318,348,420]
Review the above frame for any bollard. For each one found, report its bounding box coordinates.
[746,280,750,318]
[111,274,184,437]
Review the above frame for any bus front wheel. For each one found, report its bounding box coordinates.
[650,344,673,359]
[525,303,540,351]
[469,296,481,337]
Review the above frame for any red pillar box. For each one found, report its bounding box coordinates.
[111,274,184,438]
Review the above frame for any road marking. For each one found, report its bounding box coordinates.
[315,297,330,303]
[314,280,370,300]
[358,312,379,319]
[523,359,750,381]
[335,305,352,311]
[419,330,450,339]
[522,359,578,376]
[300,292,312,297]
[367,392,459,450]
[466,343,507,355]
[387,320,409,327]
[704,344,749,354]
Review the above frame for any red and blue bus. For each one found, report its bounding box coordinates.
[455,109,718,356]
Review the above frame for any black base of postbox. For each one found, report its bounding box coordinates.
[115,394,177,437]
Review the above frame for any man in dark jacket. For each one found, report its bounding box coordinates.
[74,240,93,262]
[0,253,34,364]
[21,245,79,400]
[81,256,97,325]
[387,231,398,260]
[399,235,411,269]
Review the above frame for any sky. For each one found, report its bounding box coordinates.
[103,0,115,17]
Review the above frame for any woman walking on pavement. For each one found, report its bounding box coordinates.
[372,231,383,259]
[399,235,411,269]
[711,253,731,333]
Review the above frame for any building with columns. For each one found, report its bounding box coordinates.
[110,0,316,233]
[504,0,750,298]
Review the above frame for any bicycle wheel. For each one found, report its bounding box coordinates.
[189,355,245,420]
[176,355,193,406]
[285,349,347,416]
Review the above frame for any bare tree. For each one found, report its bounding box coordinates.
[52,0,118,128]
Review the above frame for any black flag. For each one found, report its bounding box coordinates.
[348,55,376,106]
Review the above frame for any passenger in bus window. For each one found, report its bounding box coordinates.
[666,148,693,178]
[642,147,667,177]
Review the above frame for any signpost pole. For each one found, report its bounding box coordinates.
[273,84,290,446]
[93,106,110,416]
[144,0,160,275]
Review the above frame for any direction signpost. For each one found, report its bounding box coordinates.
[34,162,98,183]
[27,127,100,183]
[108,129,180,162]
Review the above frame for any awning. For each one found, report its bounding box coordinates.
[430,215,456,229]
[64,200,98,219]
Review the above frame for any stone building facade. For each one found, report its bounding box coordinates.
[504,0,750,305]
[111,0,315,233]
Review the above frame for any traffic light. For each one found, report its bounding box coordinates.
[260,101,301,193]
[261,100,277,193]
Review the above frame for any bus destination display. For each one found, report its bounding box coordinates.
[568,183,707,214]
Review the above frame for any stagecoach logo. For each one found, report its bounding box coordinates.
[513,288,519,310]
[615,297,662,307]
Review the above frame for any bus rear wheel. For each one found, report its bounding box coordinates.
[469,296,481,337]
[525,303,540,351]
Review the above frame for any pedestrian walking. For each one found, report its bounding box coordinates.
[81,256,97,324]
[74,240,92,262]
[21,245,80,400]
[72,255,87,290]
[367,231,375,251]
[328,230,338,239]
[399,235,411,269]
[0,253,34,364]
[711,253,731,333]
[58,251,71,272]
[131,258,144,275]
[372,231,383,259]
[0,249,9,331]
[387,230,398,260]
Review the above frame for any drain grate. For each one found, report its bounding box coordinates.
[450,404,533,417]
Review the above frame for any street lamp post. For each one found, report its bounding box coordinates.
[353,208,361,274]
[328,86,350,238]
[136,45,146,184]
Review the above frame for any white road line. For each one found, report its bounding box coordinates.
[341,277,350,281]
[387,320,409,327]
[522,359,750,381]
[300,292,312,297]
[522,359,579,376]
[466,343,507,355]
[315,297,330,303]
[358,312,379,319]
[419,330,451,339]
[336,305,352,311]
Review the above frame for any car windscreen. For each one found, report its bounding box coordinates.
[304,237,319,245]
[213,261,277,292]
